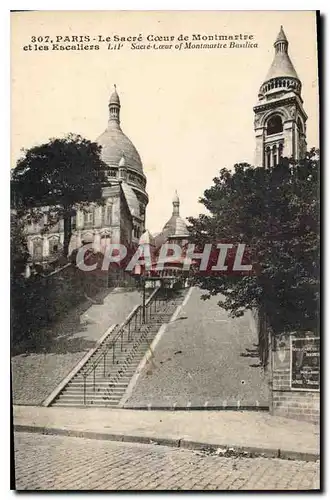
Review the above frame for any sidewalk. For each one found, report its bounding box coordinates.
[13,406,320,461]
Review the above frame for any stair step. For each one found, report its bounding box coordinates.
[63,387,127,394]
[51,292,186,407]
[68,381,130,387]
[53,402,120,407]
[62,389,130,398]
[58,393,122,401]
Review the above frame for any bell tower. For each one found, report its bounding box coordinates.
[254,27,308,167]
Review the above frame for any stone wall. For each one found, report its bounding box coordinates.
[270,333,320,424]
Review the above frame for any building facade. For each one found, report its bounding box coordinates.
[255,28,319,423]
[254,26,308,167]
[26,87,148,264]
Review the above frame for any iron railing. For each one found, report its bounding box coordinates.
[82,286,163,404]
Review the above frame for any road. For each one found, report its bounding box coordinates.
[14,432,319,491]
[126,287,269,408]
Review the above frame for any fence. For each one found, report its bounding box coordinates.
[82,287,162,404]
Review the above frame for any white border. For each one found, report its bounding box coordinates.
[5,4,326,497]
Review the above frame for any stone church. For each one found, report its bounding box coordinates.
[26,86,149,263]
[26,26,306,266]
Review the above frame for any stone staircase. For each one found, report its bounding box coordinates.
[50,288,186,407]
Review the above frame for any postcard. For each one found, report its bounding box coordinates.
[11,10,320,491]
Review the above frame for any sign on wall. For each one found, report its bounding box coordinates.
[290,337,320,391]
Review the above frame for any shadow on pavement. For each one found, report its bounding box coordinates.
[11,287,112,356]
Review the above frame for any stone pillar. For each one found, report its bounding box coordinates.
[94,206,103,228]
[283,123,293,159]
[254,128,264,167]
[93,231,101,252]
[76,209,84,230]
[43,236,49,257]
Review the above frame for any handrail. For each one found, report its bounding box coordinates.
[85,286,160,377]
[82,304,141,378]
[82,286,162,404]
[145,286,160,307]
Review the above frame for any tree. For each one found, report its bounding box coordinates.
[188,150,319,365]
[11,211,30,348]
[11,211,30,278]
[11,134,108,258]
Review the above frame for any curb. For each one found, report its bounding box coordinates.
[122,405,270,411]
[14,425,319,462]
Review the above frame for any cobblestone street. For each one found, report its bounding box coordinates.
[14,432,319,491]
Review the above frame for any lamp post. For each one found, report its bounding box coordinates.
[133,264,146,323]
[142,274,146,323]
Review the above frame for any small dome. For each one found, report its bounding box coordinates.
[109,86,120,105]
[163,215,189,237]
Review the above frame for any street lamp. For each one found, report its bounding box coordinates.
[133,263,146,323]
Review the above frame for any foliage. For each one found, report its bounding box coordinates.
[11,211,29,278]
[11,133,108,258]
[11,211,31,348]
[188,150,319,363]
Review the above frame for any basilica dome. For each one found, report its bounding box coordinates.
[96,87,144,174]
[97,126,143,174]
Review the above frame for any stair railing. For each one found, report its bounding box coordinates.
[82,286,162,404]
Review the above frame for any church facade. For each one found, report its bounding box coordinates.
[26,87,148,264]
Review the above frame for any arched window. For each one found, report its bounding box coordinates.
[103,204,112,226]
[266,115,283,136]
[84,209,94,228]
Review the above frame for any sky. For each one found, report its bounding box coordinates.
[11,11,319,233]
